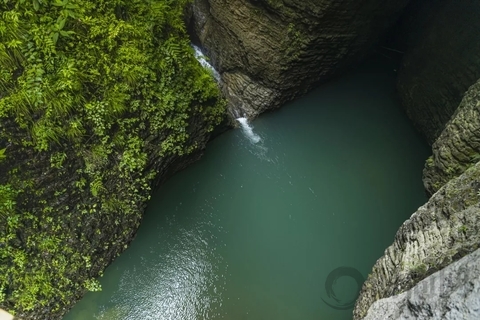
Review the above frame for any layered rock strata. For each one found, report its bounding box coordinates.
[191,0,411,119]
[363,248,480,320]
[353,162,480,319]
[423,79,480,195]
[396,0,480,144]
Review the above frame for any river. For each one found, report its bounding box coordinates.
[64,56,430,320]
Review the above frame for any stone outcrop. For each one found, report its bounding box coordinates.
[363,248,480,320]
[396,0,480,144]
[423,79,480,196]
[353,1,480,318]
[191,0,411,119]
[353,162,480,319]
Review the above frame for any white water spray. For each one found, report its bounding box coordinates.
[192,45,221,82]
[236,117,261,144]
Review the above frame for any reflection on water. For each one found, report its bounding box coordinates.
[103,232,217,319]
[89,206,228,320]
[64,56,430,320]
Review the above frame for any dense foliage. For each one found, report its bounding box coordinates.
[0,0,225,317]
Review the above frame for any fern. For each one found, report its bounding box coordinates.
[90,177,104,197]
[0,0,226,316]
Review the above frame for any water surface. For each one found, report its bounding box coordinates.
[65,57,430,320]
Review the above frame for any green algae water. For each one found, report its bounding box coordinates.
[64,57,430,320]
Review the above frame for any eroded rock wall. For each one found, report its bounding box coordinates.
[423,79,480,195]
[353,162,480,319]
[363,248,480,320]
[396,0,480,144]
[191,0,411,119]
[0,108,219,320]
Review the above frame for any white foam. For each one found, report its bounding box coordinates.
[236,117,261,144]
[192,45,221,81]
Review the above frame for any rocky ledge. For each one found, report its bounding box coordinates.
[363,248,480,320]
[353,161,480,319]
[396,0,480,144]
[190,0,410,119]
[423,79,480,196]
[353,1,480,317]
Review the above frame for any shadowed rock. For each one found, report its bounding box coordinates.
[423,79,480,196]
[353,162,480,319]
[396,0,480,144]
[191,0,411,119]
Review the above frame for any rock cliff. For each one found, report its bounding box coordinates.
[191,0,411,119]
[423,80,480,195]
[0,2,226,318]
[355,79,480,318]
[396,0,480,144]
[0,113,219,320]
[354,1,480,317]
[362,248,480,320]
[353,161,480,319]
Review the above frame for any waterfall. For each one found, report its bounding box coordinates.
[192,45,221,82]
[236,117,261,144]
[236,117,274,163]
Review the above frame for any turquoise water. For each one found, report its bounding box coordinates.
[64,57,430,320]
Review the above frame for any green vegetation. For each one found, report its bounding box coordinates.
[425,156,434,168]
[0,0,225,317]
[410,263,428,277]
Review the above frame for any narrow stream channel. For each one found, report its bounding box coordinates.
[64,56,430,320]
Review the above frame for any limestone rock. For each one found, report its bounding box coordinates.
[423,79,480,195]
[355,3,480,317]
[353,162,480,319]
[363,248,480,320]
[396,0,480,144]
[191,0,411,119]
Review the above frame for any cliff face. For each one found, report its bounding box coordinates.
[353,161,480,319]
[423,80,480,195]
[396,0,480,144]
[191,0,411,119]
[362,248,480,320]
[1,114,218,320]
[0,2,226,318]
[354,1,480,317]
[357,48,480,318]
